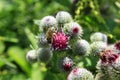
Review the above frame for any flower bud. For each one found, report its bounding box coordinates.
[61,57,73,71]
[37,48,53,63]
[67,68,94,80]
[90,41,107,56]
[40,16,57,31]
[56,11,73,24]
[64,22,83,37]
[37,33,49,47]
[26,50,37,63]
[90,32,107,43]
[73,39,90,56]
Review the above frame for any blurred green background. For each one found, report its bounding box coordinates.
[0,0,120,80]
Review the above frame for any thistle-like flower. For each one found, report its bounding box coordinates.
[90,32,107,43]
[64,22,83,37]
[67,67,94,80]
[26,50,37,63]
[52,32,69,50]
[114,40,120,53]
[90,41,107,56]
[61,57,73,71]
[100,50,119,64]
[73,39,90,56]
[56,11,73,24]
[40,16,57,31]
[37,33,49,47]
[96,49,120,80]
[37,48,53,63]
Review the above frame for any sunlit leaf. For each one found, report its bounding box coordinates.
[7,46,31,75]
[0,41,5,54]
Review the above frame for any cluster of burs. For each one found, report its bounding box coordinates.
[26,11,120,80]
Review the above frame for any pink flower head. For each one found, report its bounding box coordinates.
[72,26,79,34]
[100,50,119,63]
[63,62,72,71]
[62,57,73,71]
[52,32,69,50]
[114,40,120,50]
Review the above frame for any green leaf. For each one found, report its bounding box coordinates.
[25,27,37,49]
[0,56,16,68]
[31,63,45,80]
[11,74,27,80]
[7,46,31,75]
[0,41,5,54]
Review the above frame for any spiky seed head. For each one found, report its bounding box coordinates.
[37,48,53,63]
[56,11,73,24]
[67,67,94,80]
[64,22,83,37]
[90,32,107,43]
[73,39,90,56]
[26,50,37,63]
[90,41,107,56]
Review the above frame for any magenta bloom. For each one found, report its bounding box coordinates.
[52,32,69,50]
[62,57,73,71]
[114,41,120,50]
[63,62,72,71]
[100,50,119,63]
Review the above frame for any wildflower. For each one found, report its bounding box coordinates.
[114,40,120,51]
[90,32,107,43]
[90,41,107,56]
[56,11,73,24]
[96,49,120,80]
[26,50,37,63]
[62,57,73,71]
[73,39,90,56]
[37,48,53,63]
[37,33,49,47]
[64,22,83,37]
[52,32,69,50]
[100,50,119,64]
[40,16,57,32]
[67,67,94,80]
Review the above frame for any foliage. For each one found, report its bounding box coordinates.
[0,0,120,80]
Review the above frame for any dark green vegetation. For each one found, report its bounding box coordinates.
[0,0,120,80]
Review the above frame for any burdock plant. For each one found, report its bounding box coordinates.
[26,11,120,80]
